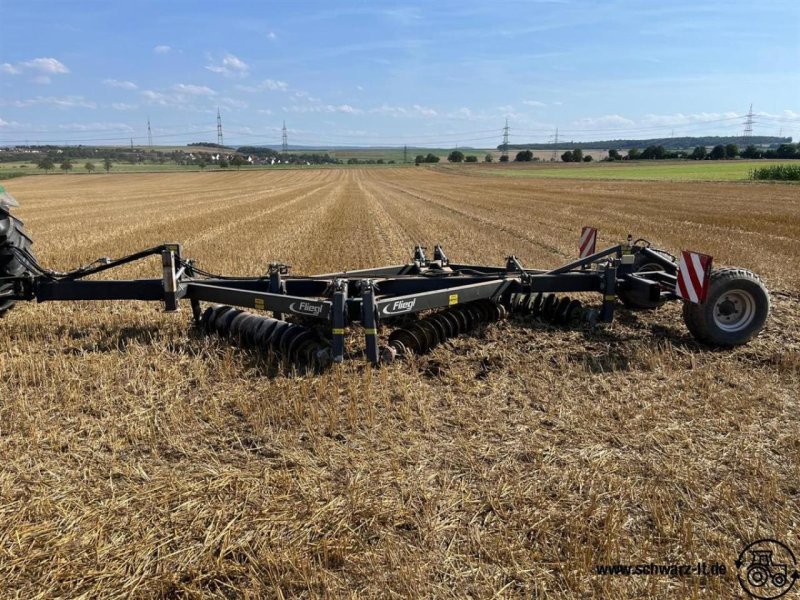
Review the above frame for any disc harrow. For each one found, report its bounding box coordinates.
[506,292,596,326]
[387,300,506,356]
[1,187,772,371]
[200,305,331,371]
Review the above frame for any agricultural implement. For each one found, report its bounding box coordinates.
[1,188,770,371]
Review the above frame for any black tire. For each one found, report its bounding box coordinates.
[682,268,769,347]
[618,249,675,310]
[0,211,35,318]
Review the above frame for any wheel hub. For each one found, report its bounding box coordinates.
[713,290,756,332]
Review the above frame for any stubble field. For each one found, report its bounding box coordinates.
[1,168,799,599]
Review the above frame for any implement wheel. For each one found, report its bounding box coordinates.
[682,268,769,347]
[0,210,35,318]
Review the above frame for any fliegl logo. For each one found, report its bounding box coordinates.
[382,298,416,315]
[736,539,798,599]
[289,301,323,316]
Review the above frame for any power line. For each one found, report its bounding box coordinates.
[743,104,754,137]
[216,108,224,146]
[549,127,559,161]
[501,119,509,161]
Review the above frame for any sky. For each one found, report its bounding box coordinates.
[1,0,799,148]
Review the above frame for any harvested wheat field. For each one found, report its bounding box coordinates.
[1,168,799,599]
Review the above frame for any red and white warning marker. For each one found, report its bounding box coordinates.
[579,226,597,258]
[676,250,713,304]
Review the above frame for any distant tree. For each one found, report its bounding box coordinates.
[690,146,707,160]
[571,148,583,162]
[561,150,574,162]
[198,161,207,170]
[348,157,360,165]
[415,155,425,165]
[583,155,593,162]
[424,153,439,163]
[103,157,113,173]
[641,145,666,160]
[84,161,96,173]
[448,150,465,163]
[725,143,739,159]
[484,154,494,163]
[499,155,509,162]
[607,149,621,161]
[37,157,55,174]
[60,159,73,174]
[740,145,761,159]
[219,158,229,168]
[231,155,245,170]
[627,148,640,160]
[515,150,533,162]
[376,158,385,164]
[776,143,799,159]
[465,155,478,162]
[709,145,726,160]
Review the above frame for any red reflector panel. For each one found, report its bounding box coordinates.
[579,226,597,258]
[677,250,713,304]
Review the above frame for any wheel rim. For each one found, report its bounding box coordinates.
[713,289,756,332]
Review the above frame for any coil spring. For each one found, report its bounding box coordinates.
[387,300,507,356]
[506,292,587,325]
[199,305,331,372]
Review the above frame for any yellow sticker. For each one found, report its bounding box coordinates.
[332,328,345,335]
[364,328,377,335]
[449,293,458,305]
[254,298,265,310]
[604,294,616,301]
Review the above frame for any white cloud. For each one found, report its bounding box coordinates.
[335,104,360,114]
[371,104,437,118]
[267,31,277,40]
[1,57,69,82]
[522,100,546,107]
[21,58,69,74]
[638,111,738,127]
[572,114,635,127]
[154,45,172,54]
[257,108,273,115]
[173,83,216,96]
[220,97,248,109]
[104,79,138,90]
[238,78,289,93]
[263,79,288,91]
[111,102,138,111]
[12,96,96,109]
[55,122,134,132]
[0,117,19,127]
[282,103,363,114]
[206,53,249,77]
[356,85,364,91]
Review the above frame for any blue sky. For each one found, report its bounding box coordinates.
[1,0,798,147]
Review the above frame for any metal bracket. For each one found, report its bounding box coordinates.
[361,279,379,365]
[161,248,179,312]
[331,279,348,363]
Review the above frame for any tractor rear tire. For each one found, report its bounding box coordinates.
[682,268,769,347]
[619,249,675,310]
[0,211,35,318]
